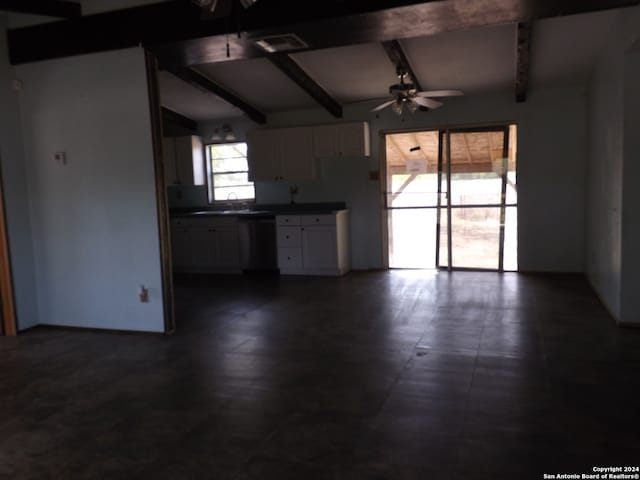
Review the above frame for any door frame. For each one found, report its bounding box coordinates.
[144,50,176,334]
[0,162,17,336]
[380,122,517,272]
[438,125,511,272]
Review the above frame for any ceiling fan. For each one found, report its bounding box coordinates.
[372,68,464,116]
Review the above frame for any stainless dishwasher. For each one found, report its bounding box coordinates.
[238,215,278,272]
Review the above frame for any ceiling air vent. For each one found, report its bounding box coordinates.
[255,34,308,53]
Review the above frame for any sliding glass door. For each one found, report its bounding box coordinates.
[386,125,517,272]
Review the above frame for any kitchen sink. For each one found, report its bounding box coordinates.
[189,209,270,216]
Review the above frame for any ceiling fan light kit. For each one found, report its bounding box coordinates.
[372,69,464,116]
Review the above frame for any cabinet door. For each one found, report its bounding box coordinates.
[190,228,217,268]
[247,130,282,181]
[174,136,196,185]
[277,226,301,248]
[280,127,315,180]
[301,226,337,269]
[215,227,241,268]
[338,122,370,157]
[312,125,337,158]
[278,247,303,269]
[170,227,193,268]
[163,138,178,185]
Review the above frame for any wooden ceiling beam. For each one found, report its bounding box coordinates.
[0,0,81,19]
[268,53,342,118]
[381,39,422,91]
[515,22,532,103]
[382,39,431,111]
[7,0,640,67]
[166,67,267,124]
[161,107,197,132]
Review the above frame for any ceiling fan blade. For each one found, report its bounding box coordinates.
[412,97,444,109]
[371,99,397,112]
[415,90,464,98]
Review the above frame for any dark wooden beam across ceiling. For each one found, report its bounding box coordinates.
[0,0,81,19]
[268,54,343,119]
[382,39,422,91]
[166,67,267,124]
[161,107,197,132]
[515,22,532,103]
[7,0,640,67]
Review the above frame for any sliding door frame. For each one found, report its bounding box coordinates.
[438,124,512,272]
[382,122,517,272]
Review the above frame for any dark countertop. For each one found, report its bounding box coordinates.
[170,202,347,218]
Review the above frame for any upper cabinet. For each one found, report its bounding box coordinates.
[163,135,205,186]
[281,127,315,180]
[247,129,281,182]
[313,122,370,158]
[247,127,315,182]
[247,122,370,182]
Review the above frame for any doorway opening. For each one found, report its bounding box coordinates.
[385,125,518,271]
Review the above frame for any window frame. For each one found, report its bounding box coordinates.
[205,141,255,204]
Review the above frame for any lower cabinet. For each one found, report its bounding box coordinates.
[170,217,241,273]
[276,211,350,276]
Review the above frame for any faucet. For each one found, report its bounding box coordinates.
[227,192,238,210]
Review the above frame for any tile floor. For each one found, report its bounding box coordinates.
[1,271,639,479]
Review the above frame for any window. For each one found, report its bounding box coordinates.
[206,142,255,203]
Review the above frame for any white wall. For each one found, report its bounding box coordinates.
[203,86,587,272]
[0,14,39,330]
[586,21,624,319]
[620,51,640,324]
[586,7,640,324]
[17,47,165,332]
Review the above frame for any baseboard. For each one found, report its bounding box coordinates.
[27,324,167,336]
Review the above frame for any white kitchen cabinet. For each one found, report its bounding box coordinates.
[215,227,241,268]
[312,125,338,159]
[247,129,281,182]
[312,122,370,158]
[170,217,241,273]
[275,210,350,276]
[163,135,205,186]
[247,127,315,182]
[170,224,192,269]
[301,227,338,270]
[280,127,315,180]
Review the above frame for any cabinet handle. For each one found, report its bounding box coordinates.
[315,218,319,222]
[301,227,304,231]
[287,256,291,260]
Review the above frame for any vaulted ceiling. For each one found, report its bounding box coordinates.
[1,0,634,125]
[159,8,619,122]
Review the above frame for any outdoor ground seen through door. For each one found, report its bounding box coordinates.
[386,126,517,271]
